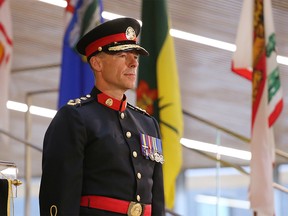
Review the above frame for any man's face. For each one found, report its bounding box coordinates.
[96,51,139,92]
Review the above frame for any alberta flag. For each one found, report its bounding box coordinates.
[136,0,183,209]
[0,0,12,142]
[58,0,103,108]
[232,0,283,215]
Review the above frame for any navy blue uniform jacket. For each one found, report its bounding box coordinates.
[39,87,165,215]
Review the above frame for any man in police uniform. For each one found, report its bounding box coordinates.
[39,17,165,216]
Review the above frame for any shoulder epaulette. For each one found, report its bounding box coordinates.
[67,94,94,107]
[127,103,151,117]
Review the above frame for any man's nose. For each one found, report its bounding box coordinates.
[127,54,139,68]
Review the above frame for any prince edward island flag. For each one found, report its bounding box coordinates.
[232,0,283,215]
[137,0,183,209]
[58,0,103,108]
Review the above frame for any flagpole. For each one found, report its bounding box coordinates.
[24,89,57,216]
[24,94,32,216]
[215,131,221,216]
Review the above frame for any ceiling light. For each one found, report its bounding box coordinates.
[100,11,288,65]
[35,3,288,65]
[6,101,56,118]
[102,11,142,26]
[101,11,124,20]
[181,138,251,161]
[277,55,288,66]
[37,0,67,7]
[6,100,252,161]
[170,29,236,52]
[6,101,28,112]
[29,105,57,118]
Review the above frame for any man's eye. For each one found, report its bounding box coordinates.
[117,52,126,58]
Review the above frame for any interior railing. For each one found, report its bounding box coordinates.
[182,109,288,194]
[183,110,288,161]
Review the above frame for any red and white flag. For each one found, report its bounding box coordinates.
[0,0,12,140]
[232,0,283,215]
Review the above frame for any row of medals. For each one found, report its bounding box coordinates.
[148,151,164,164]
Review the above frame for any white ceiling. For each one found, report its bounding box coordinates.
[3,0,288,177]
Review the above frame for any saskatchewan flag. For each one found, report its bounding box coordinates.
[232,0,283,215]
[58,0,103,108]
[136,0,183,209]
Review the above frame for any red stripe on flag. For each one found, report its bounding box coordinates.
[66,0,74,14]
[0,23,13,46]
[231,61,252,80]
[5,53,10,64]
[269,99,283,127]
[251,53,267,129]
[0,0,4,7]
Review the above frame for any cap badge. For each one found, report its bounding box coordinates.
[126,26,136,40]
[105,98,113,106]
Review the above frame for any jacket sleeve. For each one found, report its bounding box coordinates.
[39,106,86,215]
[151,117,165,216]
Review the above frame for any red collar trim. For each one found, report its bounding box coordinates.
[85,33,137,57]
[97,93,127,112]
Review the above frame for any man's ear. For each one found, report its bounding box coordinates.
[90,55,102,71]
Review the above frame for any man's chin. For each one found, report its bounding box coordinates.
[124,83,136,92]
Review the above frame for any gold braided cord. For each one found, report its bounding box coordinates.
[108,44,143,51]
